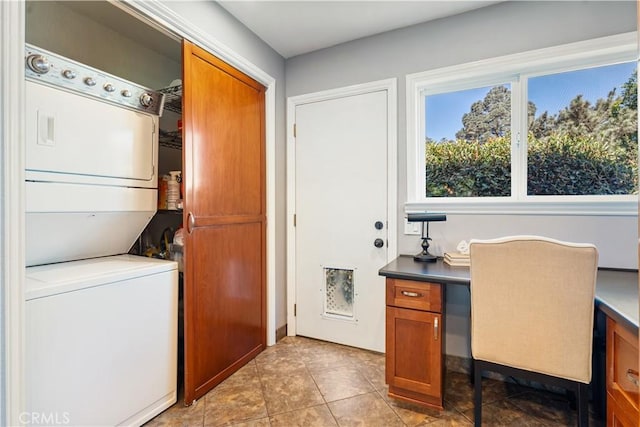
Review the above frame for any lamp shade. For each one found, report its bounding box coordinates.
[407,212,447,222]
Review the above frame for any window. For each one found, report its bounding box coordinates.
[425,83,512,197]
[527,64,637,197]
[407,33,638,215]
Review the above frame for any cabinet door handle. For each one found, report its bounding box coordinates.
[187,212,195,234]
[401,291,422,298]
[626,369,639,387]
[434,317,439,340]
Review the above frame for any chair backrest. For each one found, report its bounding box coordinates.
[469,235,598,384]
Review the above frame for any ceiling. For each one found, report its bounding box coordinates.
[62,1,503,61]
[218,1,503,58]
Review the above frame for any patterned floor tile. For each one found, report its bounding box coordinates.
[296,343,356,371]
[259,368,325,415]
[328,392,404,427]
[203,367,268,426]
[226,418,271,427]
[309,364,374,402]
[144,398,205,427]
[461,398,531,426]
[255,345,306,375]
[382,390,472,427]
[144,337,606,427]
[269,404,338,426]
[356,360,387,391]
[444,371,526,413]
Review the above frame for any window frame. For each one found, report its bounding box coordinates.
[406,32,638,216]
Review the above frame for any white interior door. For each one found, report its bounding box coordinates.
[295,89,389,352]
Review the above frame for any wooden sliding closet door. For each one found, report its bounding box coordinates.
[182,40,266,404]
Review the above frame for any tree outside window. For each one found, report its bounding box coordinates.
[424,62,638,199]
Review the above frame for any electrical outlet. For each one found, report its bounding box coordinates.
[404,218,421,235]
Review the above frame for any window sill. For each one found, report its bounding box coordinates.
[405,198,638,216]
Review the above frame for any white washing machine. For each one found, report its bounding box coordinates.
[26,256,178,426]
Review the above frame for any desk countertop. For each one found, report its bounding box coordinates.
[595,269,638,333]
[379,255,638,333]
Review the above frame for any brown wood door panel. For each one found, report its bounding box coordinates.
[189,223,265,397]
[183,40,266,404]
[187,46,265,217]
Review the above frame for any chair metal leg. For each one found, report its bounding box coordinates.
[474,360,482,427]
[471,360,590,427]
[577,382,588,427]
[470,357,475,385]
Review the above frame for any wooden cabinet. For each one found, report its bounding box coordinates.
[385,278,444,409]
[606,316,639,426]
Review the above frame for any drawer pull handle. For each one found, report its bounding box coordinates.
[401,291,422,298]
[626,369,639,387]
[434,317,439,340]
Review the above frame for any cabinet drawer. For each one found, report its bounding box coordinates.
[386,279,442,312]
[606,317,640,422]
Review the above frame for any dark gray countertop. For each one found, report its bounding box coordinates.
[595,269,638,333]
[379,255,638,333]
[379,255,471,285]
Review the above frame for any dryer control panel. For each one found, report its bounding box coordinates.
[25,44,165,116]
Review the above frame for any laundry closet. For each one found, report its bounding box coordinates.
[24,1,267,424]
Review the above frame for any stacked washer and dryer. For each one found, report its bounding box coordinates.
[24,44,178,426]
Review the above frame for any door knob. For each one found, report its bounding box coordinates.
[374,221,384,230]
[374,238,384,248]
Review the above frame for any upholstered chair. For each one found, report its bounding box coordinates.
[469,236,598,427]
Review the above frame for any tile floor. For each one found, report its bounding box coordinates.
[145,336,604,426]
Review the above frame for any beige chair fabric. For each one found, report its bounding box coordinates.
[469,235,598,384]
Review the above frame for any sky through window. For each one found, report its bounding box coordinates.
[425,62,637,142]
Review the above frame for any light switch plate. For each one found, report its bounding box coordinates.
[404,218,421,235]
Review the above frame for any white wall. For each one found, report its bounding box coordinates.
[286,0,638,357]
[425,214,637,268]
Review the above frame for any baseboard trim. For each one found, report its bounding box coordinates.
[445,354,472,375]
[275,324,287,342]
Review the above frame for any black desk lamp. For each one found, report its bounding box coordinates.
[407,212,447,262]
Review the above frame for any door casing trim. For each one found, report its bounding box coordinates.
[1,1,26,425]
[286,79,398,337]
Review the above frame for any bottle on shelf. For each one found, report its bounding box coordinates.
[167,171,181,210]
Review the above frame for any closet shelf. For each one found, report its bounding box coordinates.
[159,129,182,150]
[160,84,182,114]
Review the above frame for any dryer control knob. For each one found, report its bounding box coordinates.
[26,54,51,74]
[62,69,76,79]
[139,92,154,108]
[103,83,115,92]
[121,89,132,98]
[84,77,96,87]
